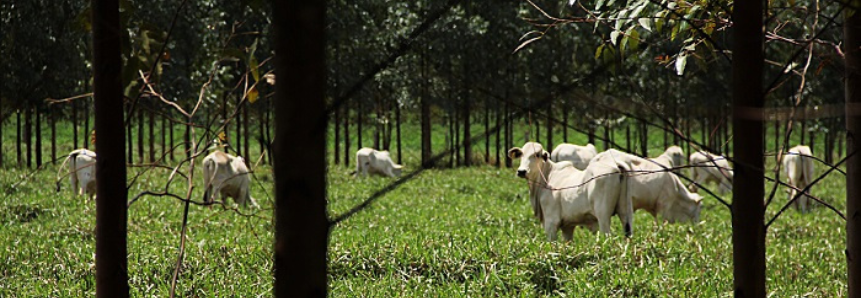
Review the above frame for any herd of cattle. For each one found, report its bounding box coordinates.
[56,141,817,241]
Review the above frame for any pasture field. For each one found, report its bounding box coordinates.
[0,145,848,297]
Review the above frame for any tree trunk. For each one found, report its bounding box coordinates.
[73,99,78,149]
[546,100,553,153]
[563,102,568,143]
[809,130,816,155]
[626,124,632,152]
[640,120,648,157]
[357,101,363,150]
[259,109,267,165]
[148,103,155,162]
[731,0,766,295]
[161,110,166,161]
[184,110,190,160]
[16,109,22,166]
[243,101,250,163]
[505,100,512,168]
[84,100,90,149]
[92,0,129,295]
[495,96,501,167]
[463,96,471,167]
[334,104,340,165]
[127,106,133,164]
[774,119,780,154]
[25,104,32,168]
[169,109,174,162]
[449,109,455,168]
[800,120,807,145]
[588,126,595,145]
[486,96,490,164]
[844,7,861,297]
[236,97,242,157]
[396,102,402,165]
[604,122,610,151]
[343,105,350,168]
[137,106,143,162]
[35,104,42,167]
[272,1,329,295]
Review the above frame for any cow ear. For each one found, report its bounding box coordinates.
[507,148,522,159]
[541,151,550,161]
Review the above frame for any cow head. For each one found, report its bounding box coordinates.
[508,142,549,179]
[665,193,703,224]
[392,164,403,177]
[665,145,685,167]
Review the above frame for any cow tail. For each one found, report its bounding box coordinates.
[617,161,633,237]
[202,159,212,203]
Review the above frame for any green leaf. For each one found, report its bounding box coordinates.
[249,38,260,82]
[513,36,542,53]
[595,44,605,61]
[639,18,652,32]
[675,52,687,76]
[595,0,606,10]
[610,30,620,46]
[628,29,640,52]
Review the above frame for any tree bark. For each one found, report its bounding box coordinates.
[396,102,402,165]
[495,96,501,167]
[505,100,512,168]
[25,104,32,168]
[271,1,329,295]
[486,96,491,164]
[243,101,250,163]
[546,100,553,152]
[800,120,807,145]
[259,109,266,165]
[169,109,174,162]
[92,0,129,295]
[236,96,242,157]
[731,0,766,295]
[137,106,143,162]
[626,124,632,152]
[334,103,340,165]
[161,109,166,161]
[562,102,568,143]
[148,103,155,162]
[84,99,90,149]
[357,100,363,150]
[463,94,471,167]
[127,105,133,164]
[36,104,42,167]
[844,7,861,297]
[344,105,350,168]
[16,110,22,166]
[421,92,431,168]
[73,98,78,149]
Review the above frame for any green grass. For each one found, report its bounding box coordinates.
[0,114,850,296]
[1,135,849,296]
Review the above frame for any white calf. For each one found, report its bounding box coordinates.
[57,149,97,200]
[202,151,258,208]
[355,148,403,178]
[549,143,597,170]
[508,142,633,241]
[782,145,815,213]
[652,145,685,169]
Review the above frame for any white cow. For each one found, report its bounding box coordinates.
[202,151,258,208]
[355,148,403,178]
[688,151,733,194]
[508,142,633,241]
[652,145,685,169]
[550,143,597,170]
[57,149,97,200]
[782,145,815,213]
[593,149,702,223]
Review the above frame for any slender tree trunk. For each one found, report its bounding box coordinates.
[236,97,242,157]
[449,109,455,168]
[800,120,807,145]
[92,0,129,295]
[73,99,79,149]
[732,0,766,295]
[184,110,190,160]
[562,102,568,143]
[161,110,166,161]
[243,101,250,162]
[495,96,501,167]
[396,102,402,165]
[148,103,155,162]
[505,100,512,168]
[357,101,363,150]
[774,119,780,153]
[127,106,133,164]
[25,104,32,168]
[16,110,22,166]
[169,109,174,162]
[1,100,4,167]
[640,120,648,157]
[809,130,816,155]
[604,123,610,151]
[486,96,490,164]
[137,106,143,162]
[259,109,266,164]
[35,104,42,167]
[334,104,340,165]
[84,100,90,149]
[844,7,861,297]
[463,96,471,167]
[626,124,632,152]
[546,100,553,152]
[343,105,350,168]
[588,126,595,145]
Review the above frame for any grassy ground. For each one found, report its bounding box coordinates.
[0,116,850,296]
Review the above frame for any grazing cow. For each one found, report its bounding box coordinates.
[550,143,597,170]
[688,151,733,194]
[652,145,685,170]
[355,148,403,178]
[782,145,815,213]
[508,142,633,241]
[57,149,98,200]
[593,149,702,223]
[202,151,258,208]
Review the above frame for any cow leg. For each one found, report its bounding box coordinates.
[543,217,560,241]
[560,225,575,241]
